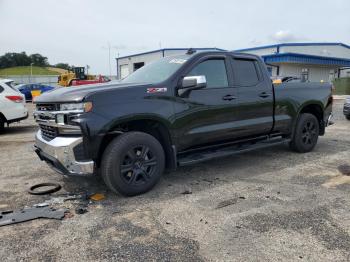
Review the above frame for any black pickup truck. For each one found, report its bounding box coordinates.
[34,50,333,196]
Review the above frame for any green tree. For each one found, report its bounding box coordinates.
[54,63,71,70]
[29,53,49,66]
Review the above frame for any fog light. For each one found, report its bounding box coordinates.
[56,114,65,125]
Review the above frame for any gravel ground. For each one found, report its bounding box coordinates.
[0,100,349,262]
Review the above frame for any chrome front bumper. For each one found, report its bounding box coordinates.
[34,130,94,176]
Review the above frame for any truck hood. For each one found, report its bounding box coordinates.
[34,81,150,103]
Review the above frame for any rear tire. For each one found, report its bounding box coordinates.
[346,115,350,121]
[0,117,5,133]
[101,131,165,196]
[290,113,319,153]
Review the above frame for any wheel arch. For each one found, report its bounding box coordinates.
[97,117,176,171]
[295,102,325,136]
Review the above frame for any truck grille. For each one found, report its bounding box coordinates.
[39,124,58,141]
[36,103,60,112]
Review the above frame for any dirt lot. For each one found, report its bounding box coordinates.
[0,100,349,261]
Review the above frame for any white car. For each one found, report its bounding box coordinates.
[0,79,28,132]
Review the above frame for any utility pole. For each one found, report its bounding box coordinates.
[108,42,112,79]
[102,43,118,79]
[30,63,34,83]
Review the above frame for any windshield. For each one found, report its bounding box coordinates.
[121,55,189,84]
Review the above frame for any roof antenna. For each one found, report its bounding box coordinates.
[186,48,196,55]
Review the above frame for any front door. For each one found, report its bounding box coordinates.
[173,55,238,151]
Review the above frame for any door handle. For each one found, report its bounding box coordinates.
[259,92,270,98]
[222,94,237,101]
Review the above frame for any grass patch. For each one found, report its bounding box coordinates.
[0,66,60,76]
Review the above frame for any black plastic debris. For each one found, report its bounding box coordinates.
[75,206,88,215]
[0,206,67,227]
[28,182,62,195]
[181,189,192,195]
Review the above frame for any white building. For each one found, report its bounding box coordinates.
[116,48,224,79]
[236,42,350,82]
[115,43,350,82]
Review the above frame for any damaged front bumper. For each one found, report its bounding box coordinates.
[34,130,94,176]
[326,113,334,126]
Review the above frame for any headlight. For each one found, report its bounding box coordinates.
[346,97,350,104]
[60,102,93,112]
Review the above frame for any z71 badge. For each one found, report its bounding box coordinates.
[147,87,167,93]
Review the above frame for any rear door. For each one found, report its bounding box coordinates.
[174,55,238,150]
[229,56,274,138]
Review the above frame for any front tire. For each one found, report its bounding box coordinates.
[290,113,319,153]
[101,131,165,196]
[346,115,350,121]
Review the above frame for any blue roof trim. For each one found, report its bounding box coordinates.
[262,52,350,67]
[116,47,226,60]
[235,42,350,52]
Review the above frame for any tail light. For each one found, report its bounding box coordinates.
[5,95,23,103]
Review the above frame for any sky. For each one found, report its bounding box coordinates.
[0,0,349,75]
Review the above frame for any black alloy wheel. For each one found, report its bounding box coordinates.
[301,120,318,146]
[101,131,165,196]
[120,145,158,185]
[290,113,319,153]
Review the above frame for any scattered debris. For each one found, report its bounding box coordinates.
[33,202,49,208]
[199,218,208,224]
[90,193,105,201]
[265,196,270,199]
[338,164,350,176]
[239,196,246,199]
[0,206,67,227]
[64,212,74,219]
[165,221,171,225]
[277,191,281,194]
[28,182,62,195]
[216,199,237,209]
[322,175,350,188]
[75,206,88,215]
[44,194,82,205]
[181,189,192,195]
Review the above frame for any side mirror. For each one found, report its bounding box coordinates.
[181,75,207,90]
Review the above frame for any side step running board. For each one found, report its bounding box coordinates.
[178,137,290,166]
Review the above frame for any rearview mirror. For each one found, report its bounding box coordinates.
[181,75,207,90]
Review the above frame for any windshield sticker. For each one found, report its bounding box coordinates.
[147,87,167,93]
[169,59,187,64]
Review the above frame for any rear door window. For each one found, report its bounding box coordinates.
[232,59,260,86]
[5,81,20,93]
[187,59,229,88]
